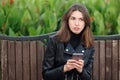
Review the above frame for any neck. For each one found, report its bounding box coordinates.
[69,32,82,49]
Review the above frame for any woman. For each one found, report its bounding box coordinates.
[42,4,95,80]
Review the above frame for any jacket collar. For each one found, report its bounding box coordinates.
[64,43,85,55]
[64,43,91,65]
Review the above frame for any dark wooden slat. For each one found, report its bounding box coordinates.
[8,41,16,80]
[16,41,22,80]
[112,40,119,80]
[36,41,44,80]
[0,40,2,79]
[118,40,120,80]
[23,41,30,80]
[30,41,37,80]
[105,40,112,80]
[93,41,100,80]
[1,40,8,80]
[99,41,105,80]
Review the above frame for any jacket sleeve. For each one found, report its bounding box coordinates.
[79,47,95,80]
[42,37,65,80]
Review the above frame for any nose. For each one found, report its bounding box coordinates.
[75,20,79,25]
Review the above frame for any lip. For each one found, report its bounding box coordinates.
[73,27,80,31]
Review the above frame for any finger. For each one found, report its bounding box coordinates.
[73,64,83,72]
[78,59,84,63]
[73,62,84,70]
[73,63,81,68]
[74,61,84,66]
[68,59,77,62]
[65,63,76,70]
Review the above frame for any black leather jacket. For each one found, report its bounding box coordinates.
[42,36,95,80]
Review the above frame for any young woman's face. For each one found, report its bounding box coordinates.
[68,11,85,34]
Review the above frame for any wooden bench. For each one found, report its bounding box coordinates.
[0,33,120,80]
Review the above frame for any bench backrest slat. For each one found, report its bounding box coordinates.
[1,40,8,80]
[118,40,120,80]
[30,41,37,80]
[23,41,30,80]
[111,40,119,80]
[16,41,22,80]
[99,41,105,80]
[106,40,112,80]
[8,41,16,80]
[93,41,100,80]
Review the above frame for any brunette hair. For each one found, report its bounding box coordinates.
[55,4,93,48]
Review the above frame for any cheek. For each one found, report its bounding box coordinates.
[69,25,73,32]
[68,20,72,26]
[68,21,73,29]
[82,24,85,29]
[81,22,85,29]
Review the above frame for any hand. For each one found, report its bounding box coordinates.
[64,59,76,72]
[74,59,84,73]
[64,59,84,73]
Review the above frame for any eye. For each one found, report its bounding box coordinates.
[70,17,75,20]
[79,18,84,21]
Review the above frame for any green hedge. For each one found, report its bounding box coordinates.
[0,0,120,36]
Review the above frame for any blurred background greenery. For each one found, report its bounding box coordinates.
[0,0,120,36]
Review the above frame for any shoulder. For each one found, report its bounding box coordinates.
[88,46,95,55]
[47,35,60,45]
[84,45,95,53]
[81,42,94,50]
[88,46,95,52]
[49,35,58,43]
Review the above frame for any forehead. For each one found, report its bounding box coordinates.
[70,11,83,18]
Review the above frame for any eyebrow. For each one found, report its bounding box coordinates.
[70,16,84,19]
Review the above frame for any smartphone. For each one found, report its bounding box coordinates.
[72,53,84,60]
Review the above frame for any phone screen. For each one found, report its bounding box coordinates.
[72,53,83,60]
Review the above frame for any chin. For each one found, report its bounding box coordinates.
[73,32,80,34]
[76,33,80,34]
[74,31,81,34]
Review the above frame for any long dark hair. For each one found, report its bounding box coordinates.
[55,4,93,48]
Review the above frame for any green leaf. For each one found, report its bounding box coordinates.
[21,9,32,26]
[36,25,42,35]
[94,10,105,35]
[117,14,120,33]
[9,27,15,36]
[117,14,120,26]
[0,10,5,27]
